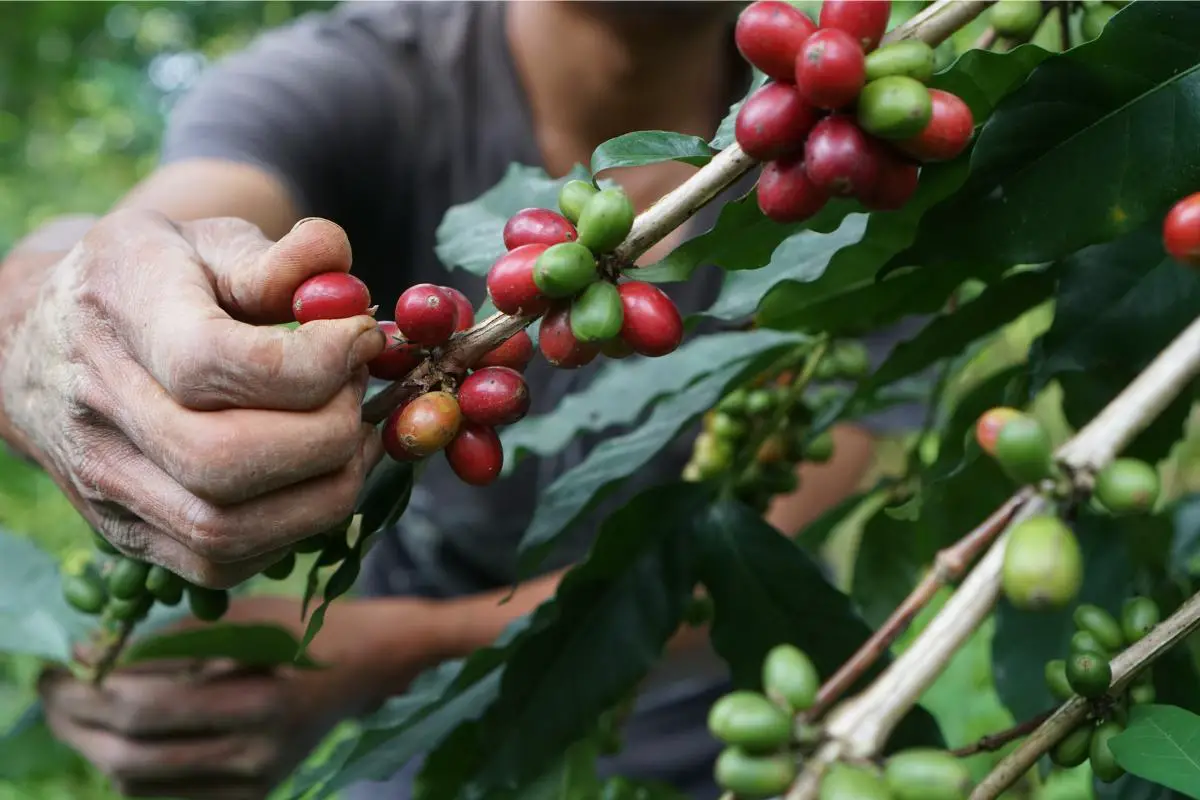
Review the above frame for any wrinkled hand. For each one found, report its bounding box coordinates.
[0,211,386,586]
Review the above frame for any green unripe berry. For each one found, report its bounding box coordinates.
[1089,721,1126,783]
[1050,724,1093,768]
[1070,629,1110,658]
[831,342,870,379]
[1001,516,1083,611]
[711,413,748,442]
[1130,682,1156,705]
[992,415,1054,485]
[857,76,934,140]
[92,532,119,555]
[864,40,937,84]
[1073,604,1125,651]
[1044,659,1073,701]
[262,551,297,581]
[577,187,635,254]
[762,644,820,713]
[533,242,597,298]
[805,431,836,464]
[694,433,735,479]
[145,565,184,606]
[187,585,230,622]
[819,762,891,800]
[990,0,1043,37]
[718,389,750,417]
[714,748,797,799]
[1121,596,1161,643]
[107,594,153,622]
[707,691,792,752]
[107,558,151,601]
[745,389,776,416]
[62,572,108,615]
[1066,651,1112,699]
[1094,459,1160,516]
[569,280,624,342]
[558,179,599,224]
[884,748,973,800]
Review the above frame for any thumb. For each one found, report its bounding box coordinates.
[182,216,358,325]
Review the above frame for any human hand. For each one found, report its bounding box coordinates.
[0,211,386,587]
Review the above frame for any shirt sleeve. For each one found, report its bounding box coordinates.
[159,9,412,219]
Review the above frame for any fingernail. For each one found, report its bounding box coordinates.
[290,217,323,233]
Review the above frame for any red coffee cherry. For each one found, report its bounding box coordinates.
[475,330,535,372]
[975,406,1023,457]
[735,83,820,161]
[735,0,818,83]
[383,390,462,460]
[487,243,553,316]
[857,144,920,211]
[819,0,892,53]
[618,281,684,358]
[757,155,830,223]
[368,321,425,381]
[445,423,505,486]
[292,272,372,324]
[539,304,601,369]
[897,89,974,162]
[458,366,531,427]
[795,28,866,110]
[395,283,457,346]
[804,115,881,197]
[1164,192,1200,267]
[439,285,476,331]
[502,208,579,251]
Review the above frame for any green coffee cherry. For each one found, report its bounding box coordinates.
[1073,604,1125,651]
[558,179,598,224]
[1094,459,1160,516]
[145,565,184,606]
[1090,721,1126,783]
[187,585,230,622]
[1121,596,1161,643]
[831,342,870,379]
[745,389,776,416]
[707,691,793,752]
[63,572,108,615]
[262,551,297,581]
[819,762,891,800]
[1001,516,1083,611]
[805,431,836,464]
[1066,651,1112,699]
[107,594,153,622]
[107,558,151,601]
[577,188,635,254]
[533,242,597,298]
[762,644,820,713]
[1070,630,1111,658]
[1044,659,1073,701]
[1130,682,1156,705]
[1082,3,1118,39]
[1050,724,1093,768]
[694,433,735,479]
[864,40,936,83]
[714,748,797,799]
[92,532,120,555]
[990,0,1043,37]
[856,76,934,140]
[884,748,973,800]
[718,389,750,417]
[711,413,748,442]
[570,281,624,342]
[993,415,1054,484]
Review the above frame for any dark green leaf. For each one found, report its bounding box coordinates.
[796,487,880,553]
[1109,704,1200,798]
[923,366,1026,486]
[695,498,943,751]
[890,3,1200,272]
[591,131,714,173]
[501,330,810,465]
[516,334,806,575]
[852,506,933,630]
[514,736,603,800]
[0,703,86,780]
[120,623,320,668]
[0,527,94,663]
[356,460,416,536]
[1096,774,1186,800]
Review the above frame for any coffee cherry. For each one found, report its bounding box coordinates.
[757,154,831,222]
[1090,721,1126,783]
[820,763,891,800]
[974,406,1022,456]
[601,337,636,359]
[884,749,973,800]
[617,281,684,357]
[1074,604,1126,652]
[1071,629,1110,658]
[1164,192,1200,266]
[1045,659,1073,701]
[533,242,598,298]
[694,432,735,478]
[806,430,835,463]
[734,0,818,82]
[187,585,230,622]
[857,76,933,140]
[712,413,748,441]
[805,116,881,198]
[746,389,777,416]
[108,557,150,601]
[475,330,535,372]
[1130,681,1157,705]
[1121,596,1161,643]
[145,565,184,606]
[262,552,297,581]
[990,0,1042,38]
[384,390,463,459]
[439,286,476,331]
[368,321,425,381]
[897,89,974,162]
[707,691,792,751]
[108,594,153,622]
[539,304,601,368]
[1082,4,1118,40]
[487,243,553,316]
[292,272,372,324]
[558,180,599,225]
[992,414,1054,484]
[819,0,891,53]
[735,82,820,161]
[762,644,819,713]
[718,389,750,416]
[93,531,120,555]
[1050,725,1093,768]
[857,144,919,211]
[445,423,504,486]
[570,281,624,342]
[795,29,866,110]
[1001,515,1083,611]
[1067,651,1112,699]
[577,188,636,254]
[502,208,578,251]
[715,748,797,799]
[864,40,936,83]
[63,572,107,615]
[395,284,457,347]
[458,366,530,427]
[1094,458,1160,515]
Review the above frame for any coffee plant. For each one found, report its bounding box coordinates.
[4,0,1200,798]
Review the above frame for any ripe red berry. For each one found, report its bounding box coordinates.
[757,155,831,223]
[857,144,920,211]
[735,82,820,161]
[395,284,458,346]
[1164,192,1200,267]
[292,272,372,324]
[487,243,553,317]
[804,115,881,197]
[445,423,504,486]
[975,407,1023,457]
[439,285,476,331]
[734,0,818,83]
[819,0,892,53]
[539,304,601,369]
[897,89,974,162]
[383,390,462,460]
[502,208,579,251]
[475,330,535,372]
[368,321,425,381]
[795,28,866,110]
[617,281,684,358]
[458,366,531,427]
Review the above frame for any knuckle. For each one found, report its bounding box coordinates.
[179,500,238,562]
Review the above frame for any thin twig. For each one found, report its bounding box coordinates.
[949,708,1054,758]
[1057,1,1072,51]
[86,617,137,686]
[973,26,998,50]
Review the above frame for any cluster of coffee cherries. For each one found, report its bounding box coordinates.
[1043,597,1161,782]
[733,0,975,223]
[61,532,232,624]
[989,0,1128,44]
[486,180,685,367]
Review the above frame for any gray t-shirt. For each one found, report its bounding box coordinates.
[160,3,923,795]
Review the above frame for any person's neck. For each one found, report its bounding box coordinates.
[506,2,736,178]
